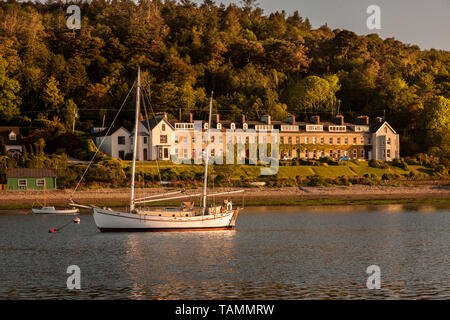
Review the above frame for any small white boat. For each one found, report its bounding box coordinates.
[31,176,80,214]
[32,206,79,214]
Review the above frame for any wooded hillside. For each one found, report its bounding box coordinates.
[0,0,449,160]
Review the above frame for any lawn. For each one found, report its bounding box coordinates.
[120,160,433,180]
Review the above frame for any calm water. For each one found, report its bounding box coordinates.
[0,204,449,299]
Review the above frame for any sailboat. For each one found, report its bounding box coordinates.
[32,179,79,214]
[70,68,242,231]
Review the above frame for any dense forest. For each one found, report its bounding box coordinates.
[0,0,449,161]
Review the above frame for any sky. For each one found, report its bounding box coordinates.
[195,0,450,51]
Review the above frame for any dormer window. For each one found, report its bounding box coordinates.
[204,123,209,130]
[162,124,166,131]
[9,133,16,141]
[243,123,248,130]
[217,123,222,130]
[230,123,235,130]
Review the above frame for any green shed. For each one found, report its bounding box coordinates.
[6,168,57,190]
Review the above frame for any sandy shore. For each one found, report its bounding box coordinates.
[1,183,449,208]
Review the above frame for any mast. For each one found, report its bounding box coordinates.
[130,67,141,212]
[202,92,213,215]
[43,177,46,207]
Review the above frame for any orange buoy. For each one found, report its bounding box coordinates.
[73,217,80,224]
[48,228,56,233]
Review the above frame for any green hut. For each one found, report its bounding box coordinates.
[6,168,57,190]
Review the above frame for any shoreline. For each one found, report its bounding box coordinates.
[1,184,449,210]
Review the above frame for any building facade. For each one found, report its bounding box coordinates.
[93,113,400,163]
[0,127,23,154]
[6,168,57,191]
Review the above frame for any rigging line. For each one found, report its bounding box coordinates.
[68,80,137,201]
[141,83,163,186]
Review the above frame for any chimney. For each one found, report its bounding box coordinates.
[375,117,383,124]
[182,113,193,123]
[260,115,271,125]
[155,112,167,121]
[286,115,295,124]
[235,114,245,123]
[212,114,220,124]
[356,115,369,125]
[334,115,344,125]
[310,115,320,124]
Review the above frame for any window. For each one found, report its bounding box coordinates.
[313,150,317,158]
[337,150,341,157]
[361,137,364,144]
[305,150,309,158]
[219,136,223,144]
[175,135,179,143]
[118,136,125,145]
[217,123,222,130]
[353,137,357,144]
[321,151,325,157]
[162,124,166,131]
[288,137,292,144]
[18,179,27,187]
[320,137,324,144]
[361,150,365,158]
[118,150,125,159]
[160,135,167,143]
[344,137,348,145]
[184,136,188,144]
[175,148,179,157]
[159,148,163,159]
[192,136,196,144]
[312,137,317,144]
[353,150,357,158]
[387,149,391,158]
[337,137,341,145]
[330,150,334,157]
[329,137,333,144]
[184,149,188,158]
[243,123,248,130]
[280,137,285,144]
[211,136,215,143]
[246,136,250,144]
[387,137,391,145]
[305,137,309,144]
[164,148,169,158]
[36,179,45,187]
[296,137,300,144]
[143,137,147,144]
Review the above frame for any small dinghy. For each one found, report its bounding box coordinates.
[32,206,79,215]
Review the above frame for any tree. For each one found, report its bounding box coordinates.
[0,56,21,121]
[61,99,79,132]
[0,137,6,156]
[283,75,340,114]
[41,76,64,113]
[424,96,450,160]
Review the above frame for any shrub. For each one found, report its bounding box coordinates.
[392,158,409,170]
[369,159,388,169]
[306,175,327,186]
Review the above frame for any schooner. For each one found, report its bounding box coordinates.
[70,68,242,231]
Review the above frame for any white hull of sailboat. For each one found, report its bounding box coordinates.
[32,207,79,215]
[93,207,239,232]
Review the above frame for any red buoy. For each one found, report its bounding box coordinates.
[73,217,80,224]
[48,228,56,233]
